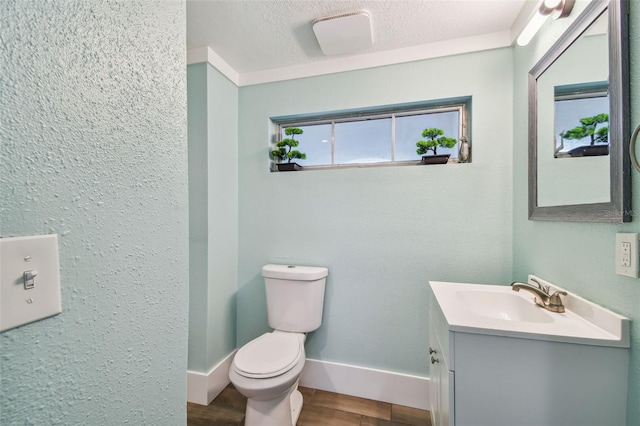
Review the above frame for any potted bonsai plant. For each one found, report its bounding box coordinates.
[416,128,458,164]
[560,113,609,157]
[271,126,307,171]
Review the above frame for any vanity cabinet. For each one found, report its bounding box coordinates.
[428,281,630,426]
[428,302,454,426]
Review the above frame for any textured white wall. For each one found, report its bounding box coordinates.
[1,1,189,424]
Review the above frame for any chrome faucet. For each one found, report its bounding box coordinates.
[511,280,567,313]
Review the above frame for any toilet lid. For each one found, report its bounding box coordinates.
[234,333,302,379]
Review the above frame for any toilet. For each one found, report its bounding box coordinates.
[229,264,328,426]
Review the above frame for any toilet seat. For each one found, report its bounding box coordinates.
[233,333,302,379]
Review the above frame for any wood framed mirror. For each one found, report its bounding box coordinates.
[528,0,630,222]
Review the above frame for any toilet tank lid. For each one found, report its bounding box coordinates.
[262,264,328,280]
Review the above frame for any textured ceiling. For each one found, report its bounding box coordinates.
[187,0,532,74]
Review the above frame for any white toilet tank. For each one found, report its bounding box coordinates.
[262,264,328,333]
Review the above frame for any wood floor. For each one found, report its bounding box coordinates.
[187,384,432,426]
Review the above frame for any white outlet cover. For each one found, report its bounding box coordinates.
[615,233,638,278]
[0,234,61,332]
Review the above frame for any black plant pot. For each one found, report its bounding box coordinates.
[421,154,450,165]
[276,162,303,171]
[566,144,609,157]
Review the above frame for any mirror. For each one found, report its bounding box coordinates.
[528,0,630,222]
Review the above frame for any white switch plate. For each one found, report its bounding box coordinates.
[0,234,61,332]
[615,233,638,278]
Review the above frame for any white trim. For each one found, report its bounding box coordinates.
[188,355,430,409]
[189,30,512,88]
[299,358,430,410]
[187,46,240,86]
[186,369,208,405]
[239,30,511,86]
[187,350,236,405]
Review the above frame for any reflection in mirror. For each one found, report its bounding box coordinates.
[536,8,609,208]
[554,81,609,158]
[528,0,630,222]
[553,8,610,160]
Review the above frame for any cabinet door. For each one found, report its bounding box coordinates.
[428,321,440,426]
[430,320,454,426]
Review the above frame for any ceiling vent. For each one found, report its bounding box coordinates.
[312,11,373,56]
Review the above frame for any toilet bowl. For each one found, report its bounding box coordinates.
[230,331,306,425]
[229,264,328,426]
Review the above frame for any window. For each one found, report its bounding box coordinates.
[553,82,609,158]
[271,98,471,170]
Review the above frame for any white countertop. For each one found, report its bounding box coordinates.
[429,277,630,348]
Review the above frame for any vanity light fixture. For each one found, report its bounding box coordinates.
[516,0,575,46]
[312,10,373,56]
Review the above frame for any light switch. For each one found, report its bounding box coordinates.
[0,234,61,332]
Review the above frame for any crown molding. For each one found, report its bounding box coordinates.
[240,30,512,86]
[187,46,240,86]
[189,30,513,88]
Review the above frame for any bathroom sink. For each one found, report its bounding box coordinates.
[455,289,553,323]
[429,276,631,426]
[429,276,630,347]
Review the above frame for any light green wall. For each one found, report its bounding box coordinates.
[1,0,188,424]
[188,64,210,372]
[237,48,514,375]
[513,2,640,424]
[187,63,238,372]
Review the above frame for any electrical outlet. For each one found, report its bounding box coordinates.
[616,233,638,278]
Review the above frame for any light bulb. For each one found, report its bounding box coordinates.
[517,12,549,46]
[543,0,562,9]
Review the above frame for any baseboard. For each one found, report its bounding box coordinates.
[299,358,430,410]
[187,350,236,405]
[188,353,430,410]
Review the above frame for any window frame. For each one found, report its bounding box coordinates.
[272,97,471,170]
